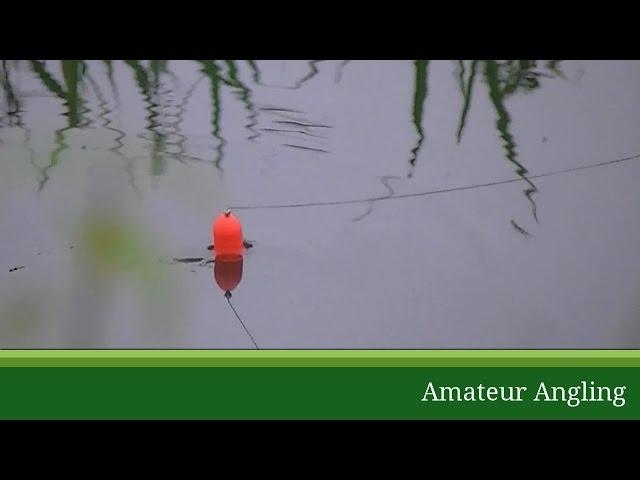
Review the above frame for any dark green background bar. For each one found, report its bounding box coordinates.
[0,365,637,419]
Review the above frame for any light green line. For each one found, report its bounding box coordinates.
[1,349,640,358]
[0,350,639,367]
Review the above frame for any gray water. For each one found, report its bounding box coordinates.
[2,59,640,348]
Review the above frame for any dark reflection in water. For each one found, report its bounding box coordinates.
[294,60,323,89]
[484,60,539,225]
[198,60,226,170]
[102,60,119,104]
[28,60,87,191]
[352,175,401,223]
[251,59,325,90]
[125,60,172,176]
[85,66,138,195]
[1,62,44,191]
[408,60,428,179]
[223,60,260,142]
[334,60,350,84]
[456,59,477,143]
[246,60,261,84]
[1,61,22,127]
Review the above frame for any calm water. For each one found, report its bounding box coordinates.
[2,60,640,348]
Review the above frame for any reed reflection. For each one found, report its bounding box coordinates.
[28,60,89,191]
[0,59,566,232]
[407,59,564,229]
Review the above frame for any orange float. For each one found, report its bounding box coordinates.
[212,209,244,256]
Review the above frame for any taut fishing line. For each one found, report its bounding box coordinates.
[226,294,259,349]
[229,152,640,211]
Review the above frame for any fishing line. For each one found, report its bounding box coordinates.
[226,294,259,349]
[229,152,640,211]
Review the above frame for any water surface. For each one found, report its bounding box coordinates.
[2,60,640,348]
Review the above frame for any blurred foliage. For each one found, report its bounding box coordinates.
[70,206,184,345]
[80,213,156,276]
